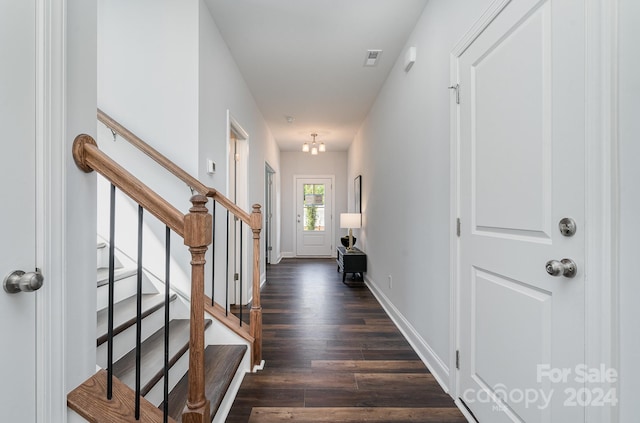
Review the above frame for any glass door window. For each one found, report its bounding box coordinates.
[303,183,325,231]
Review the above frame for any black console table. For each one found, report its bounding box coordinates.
[336,245,367,283]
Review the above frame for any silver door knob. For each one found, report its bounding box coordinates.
[3,270,44,293]
[545,259,577,278]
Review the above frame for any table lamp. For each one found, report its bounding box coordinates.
[340,213,361,251]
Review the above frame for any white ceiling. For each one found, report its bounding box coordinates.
[204,0,429,152]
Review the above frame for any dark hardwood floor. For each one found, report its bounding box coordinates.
[226,258,466,423]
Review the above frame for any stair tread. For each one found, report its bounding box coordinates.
[112,318,212,397]
[162,344,247,422]
[97,267,137,287]
[67,369,177,423]
[97,293,177,346]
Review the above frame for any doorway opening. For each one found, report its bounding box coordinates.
[227,111,249,306]
[265,163,276,265]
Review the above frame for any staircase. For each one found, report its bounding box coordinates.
[67,114,263,423]
[69,241,248,422]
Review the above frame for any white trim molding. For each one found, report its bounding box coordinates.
[36,0,68,422]
[365,276,450,393]
[584,0,619,421]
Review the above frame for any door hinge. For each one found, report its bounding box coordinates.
[456,218,461,237]
[456,350,460,370]
[234,273,239,281]
[448,83,460,104]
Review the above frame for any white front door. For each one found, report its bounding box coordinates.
[0,1,39,421]
[296,177,333,256]
[457,0,585,421]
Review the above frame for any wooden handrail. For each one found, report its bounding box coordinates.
[72,134,185,236]
[98,109,252,226]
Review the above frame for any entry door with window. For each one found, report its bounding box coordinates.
[296,178,333,256]
[456,0,586,421]
[0,1,39,421]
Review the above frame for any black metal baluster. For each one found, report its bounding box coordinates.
[239,224,243,326]
[211,200,216,307]
[107,184,116,399]
[225,210,230,316]
[163,226,171,423]
[135,205,143,420]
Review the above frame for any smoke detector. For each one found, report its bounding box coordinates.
[364,50,382,67]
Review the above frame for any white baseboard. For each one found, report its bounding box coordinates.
[260,272,267,288]
[454,398,477,422]
[281,251,295,259]
[364,275,451,394]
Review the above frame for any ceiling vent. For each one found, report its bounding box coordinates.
[364,50,382,67]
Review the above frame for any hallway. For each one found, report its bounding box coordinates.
[227,259,466,422]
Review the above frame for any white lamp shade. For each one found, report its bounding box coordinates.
[340,213,361,229]
[319,143,326,152]
[302,143,309,152]
[311,146,318,155]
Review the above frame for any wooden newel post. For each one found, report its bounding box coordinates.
[249,204,263,369]
[182,195,212,423]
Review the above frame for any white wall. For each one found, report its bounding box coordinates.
[97,0,201,296]
[280,151,348,257]
[65,0,98,394]
[63,0,99,398]
[617,0,640,419]
[199,0,281,301]
[347,0,494,388]
[98,0,200,178]
[97,0,280,303]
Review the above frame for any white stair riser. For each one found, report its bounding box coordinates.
[144,348,190,407]
[96,274,157,311]
[96,245,124,270]
[96,306,169,368]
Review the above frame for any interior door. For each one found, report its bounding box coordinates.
[265,165,275,264]
[0,1,39,421]
[457,0,585,421]
[228,134,241,304]
[296,178,333,256]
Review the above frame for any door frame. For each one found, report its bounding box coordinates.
[293,174,335,257]
[448,1,619,421]
[226,110,249,305]
[265,162,276,265]
[35,0,67,421]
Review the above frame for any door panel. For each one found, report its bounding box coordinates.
[0,1,37,421]
[472,3,552,238]
[296,178,333,256]
[458,0,585,421]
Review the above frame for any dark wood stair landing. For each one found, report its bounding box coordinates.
[163,344,247,422]
[226,258,466,423]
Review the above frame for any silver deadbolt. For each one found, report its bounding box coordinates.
[3,269,44,293]
[545,259,577,278]
[558,218,577,237]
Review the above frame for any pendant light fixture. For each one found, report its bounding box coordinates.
[302,133,325,155]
